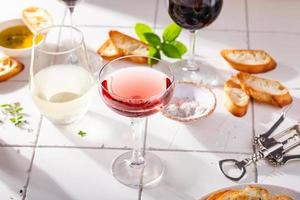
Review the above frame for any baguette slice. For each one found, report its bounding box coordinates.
[224,75,250,117]
[221,49,276,73]
[0,56,24,82]
[109,30,148,64]
[22,7,53,34]
[237,72,292,107]
[97,39,124,61]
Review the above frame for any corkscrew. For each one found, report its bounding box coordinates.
[219,105,300,181]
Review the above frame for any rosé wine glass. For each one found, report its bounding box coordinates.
[99,55,174,188]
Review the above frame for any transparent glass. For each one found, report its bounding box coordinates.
[99,55,174,188]
[57,0,83,26]
[167,0,223,85]
[30,25,95,125]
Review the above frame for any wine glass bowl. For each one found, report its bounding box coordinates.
[98,56,174,188]
[30,25,95,125]
[168,0,223,30]
[99,56,174,118]
[167,0,223,84]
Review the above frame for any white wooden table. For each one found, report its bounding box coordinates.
[0,0,300,199]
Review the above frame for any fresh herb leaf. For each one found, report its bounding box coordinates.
[171,41,187,55]
[148,47,160,65]
[135,22,186,62]
[143,32,161,47]
[135,23,153,43]
[78,130,87,137]
[10,118,17,123]
[162,43,182,58]
[0,102,31,130]
[163,23,182,42]
[0,104,10,108]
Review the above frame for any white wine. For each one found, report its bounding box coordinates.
[31,64,95,124]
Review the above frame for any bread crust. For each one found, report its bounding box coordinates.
[224,76,250,117]
[22,7,53,34]
[221,49,276,74]
[270,194,294,200]
[97,39,124,61]
[0,57,24,82]
[237,72,292,107]
[109,30,148,64]
[206,186,293,200]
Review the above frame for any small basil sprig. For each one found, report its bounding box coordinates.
[135,23,187,64]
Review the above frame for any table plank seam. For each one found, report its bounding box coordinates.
[22,115,43,200]
[246,0,259,183]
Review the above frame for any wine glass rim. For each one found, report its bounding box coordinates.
[33,25,84,55]
[99,55,175,101]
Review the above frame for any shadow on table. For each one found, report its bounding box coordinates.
[0,80,28,94]
[182,111,252,152]
[0,142,73,199]
[83,0,155,23]
[55,110,130,148]
[263,62,299,83]
[253,95,300,134]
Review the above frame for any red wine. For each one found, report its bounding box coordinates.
[101,67,173,117]
[168,0,223,30]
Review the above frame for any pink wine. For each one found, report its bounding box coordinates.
[101,67,173,117]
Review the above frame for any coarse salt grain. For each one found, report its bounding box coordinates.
[164,98,207,118]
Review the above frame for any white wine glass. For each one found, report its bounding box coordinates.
[30,25,95,125]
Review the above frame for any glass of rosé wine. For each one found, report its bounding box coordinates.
[99,55,174,188]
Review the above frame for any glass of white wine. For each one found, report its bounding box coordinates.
[30,25,95,125]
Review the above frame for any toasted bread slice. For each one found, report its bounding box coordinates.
[270,194,294,200]
[22,7,53,34]
[206,190,235,200]
[97,39,123,61]
[221,49,276,74]
[224,75,250,117]
[0,56,24,82]
[109,30,148,64]
[237,72,292,107]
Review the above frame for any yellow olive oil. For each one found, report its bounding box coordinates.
[0,25,43,49]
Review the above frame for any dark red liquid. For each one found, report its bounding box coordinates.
[100,67,173,117]
[168,0,223,30]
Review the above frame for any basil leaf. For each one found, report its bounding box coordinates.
[162,43,181,58]
[148,47,160,65]
[162,23,182,42]
[171,41,187,55]
[135,23,153,43]
[143,32,161,47]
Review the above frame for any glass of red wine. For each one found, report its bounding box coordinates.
[99,55,174,188]
[168,0,223,84]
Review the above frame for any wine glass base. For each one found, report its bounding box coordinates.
[172,59,218,85]
[112,151,164,188]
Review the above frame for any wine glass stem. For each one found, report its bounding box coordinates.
[187,30,199,71]
[130,117,147,168]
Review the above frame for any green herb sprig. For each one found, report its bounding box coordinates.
[78,130,87,138]
[135,23,187,64]
[0,102,32,132]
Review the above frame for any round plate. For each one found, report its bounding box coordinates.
[162,81,216,122]
[199,184,300,200]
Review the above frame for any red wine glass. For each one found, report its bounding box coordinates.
[168,0,223,85]
[98,55,174,188]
